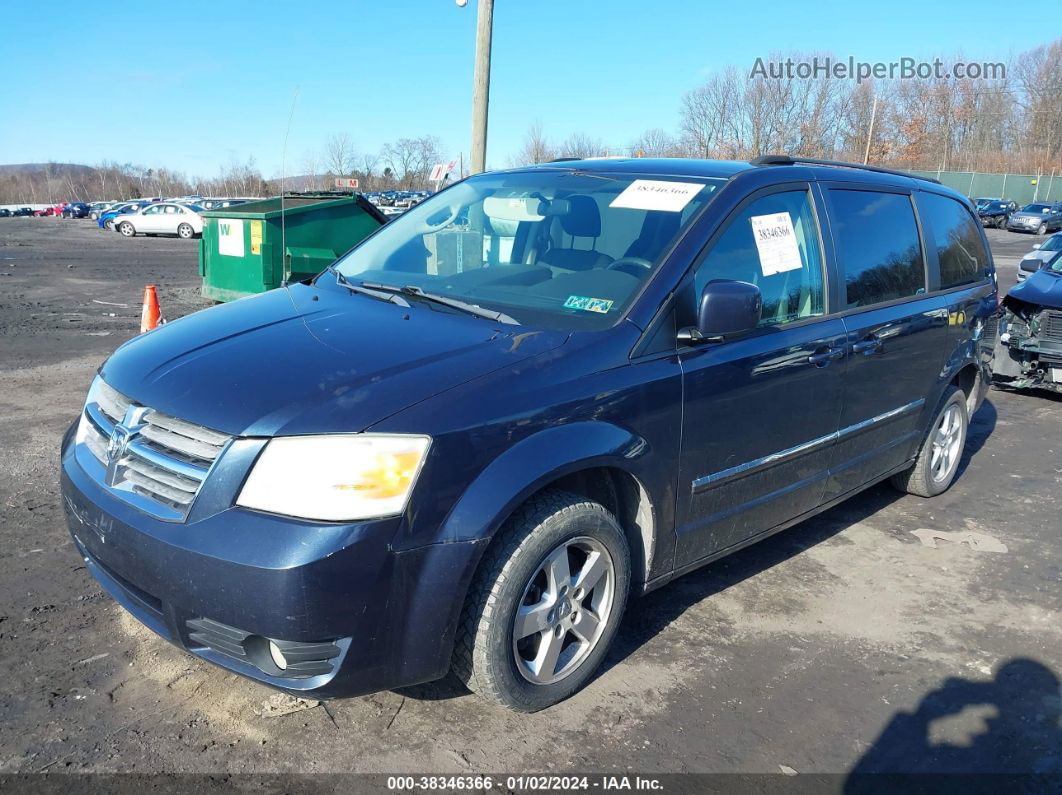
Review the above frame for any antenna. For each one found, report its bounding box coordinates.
[279,86,300,287]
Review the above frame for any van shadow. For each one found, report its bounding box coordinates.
[399,399,997,704]
[844,658,1062,789]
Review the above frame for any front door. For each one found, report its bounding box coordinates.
[820,185,950,500]
[675,186,846,566]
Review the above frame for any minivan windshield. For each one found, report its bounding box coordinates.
[332,170,723,330]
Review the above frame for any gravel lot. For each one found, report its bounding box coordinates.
[0,218,1059,779]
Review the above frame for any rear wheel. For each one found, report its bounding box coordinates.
[890,386,968,497]
[177,223,194,239]
[453,490,631,712]
[118,221,135,237]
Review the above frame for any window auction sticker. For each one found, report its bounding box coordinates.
[610,180,704,212]
[749,212,803,275]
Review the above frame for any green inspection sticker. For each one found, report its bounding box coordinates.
[563,295,614,314]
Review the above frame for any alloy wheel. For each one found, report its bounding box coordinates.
[512,536,615,685]
[930,404,963,483]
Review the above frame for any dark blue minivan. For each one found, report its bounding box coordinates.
[60,156,997,711]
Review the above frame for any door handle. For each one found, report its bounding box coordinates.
[808,347,845,366]
[852,336,884,355]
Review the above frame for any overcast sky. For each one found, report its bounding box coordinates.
[0,0,1050,178]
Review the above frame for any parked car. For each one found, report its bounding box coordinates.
[1016,233,1062,282]
[60,156,995,712]
[1006,201,1062,235]
[98,201,150,231]
[995,256,1062,392]
[0,209,10,218]
[12,207,34,217]
[61,202,93,219]
[198,198,254,210]
[88,202,116,221]
[33,203,65,217]
[976,199,1016,229]
[115,201,204,238]
[972,197,1001,209]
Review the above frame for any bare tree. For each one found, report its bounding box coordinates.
[510,121,555,165]
[558,132,603,159]
[383,136,443,189]
[324,133,355,176]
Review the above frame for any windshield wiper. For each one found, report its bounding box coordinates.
[328,267,411,307]
[360,281,520,325]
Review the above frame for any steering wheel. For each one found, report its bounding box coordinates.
[606,257,653,277]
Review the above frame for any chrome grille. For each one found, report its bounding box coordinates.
[77,381,231,520]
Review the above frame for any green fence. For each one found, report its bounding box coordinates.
[907,170,1060,205]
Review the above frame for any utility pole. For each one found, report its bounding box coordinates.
[863,94,878,165]
[468,0,494,174]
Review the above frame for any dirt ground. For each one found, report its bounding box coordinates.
[0,218,1059,779]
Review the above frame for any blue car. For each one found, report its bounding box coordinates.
[98,200,150,230]
[61,156,997,711]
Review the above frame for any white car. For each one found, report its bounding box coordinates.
[116,202,204,239]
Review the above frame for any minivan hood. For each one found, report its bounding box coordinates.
[1007,269,1062,310]
[100,282,568,437]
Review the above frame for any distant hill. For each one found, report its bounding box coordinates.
[0,163,97,178]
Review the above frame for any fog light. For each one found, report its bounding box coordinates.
[268,640,287,670]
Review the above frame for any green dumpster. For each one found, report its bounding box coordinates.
[198,192,386,302]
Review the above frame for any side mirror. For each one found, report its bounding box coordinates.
[679,280,762,344]
[1033,243,1042,250]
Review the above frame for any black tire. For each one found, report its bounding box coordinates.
[1037,223,1048,235]
[177,223,194,239]
[890,386,968,498]
[996,216,1006,229]
[118,221,135,237]
[104,219,115,231]
[453,489,631,712]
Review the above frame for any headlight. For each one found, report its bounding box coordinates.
[236,434,431,521]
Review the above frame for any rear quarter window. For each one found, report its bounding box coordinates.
[915,192,989,289]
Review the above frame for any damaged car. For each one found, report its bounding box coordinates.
[995,260,1062,392]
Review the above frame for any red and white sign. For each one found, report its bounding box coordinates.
[334,177,360,189]
[429,164,445,182]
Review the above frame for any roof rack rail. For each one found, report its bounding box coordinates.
[548,157,582,163]
[749,155,941,185]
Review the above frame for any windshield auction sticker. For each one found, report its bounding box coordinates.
[610,180,704,212]
[749,212,803,275]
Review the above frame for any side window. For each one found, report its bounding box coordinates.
[915,192,988,289]
[694,190,825,326]
[143,205,161,215]
[829,190,925,308]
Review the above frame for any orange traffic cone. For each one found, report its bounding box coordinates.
[140,285,161,333]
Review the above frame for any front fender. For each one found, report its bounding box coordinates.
[425,420,650,549]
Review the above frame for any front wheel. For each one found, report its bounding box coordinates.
[453,490,631,712]
[118,221,135,237]
[996,216,1006,229]
[890,386,968,497]
[1037,223,1048,235]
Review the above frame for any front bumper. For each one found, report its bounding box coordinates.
[60,422,485,698]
